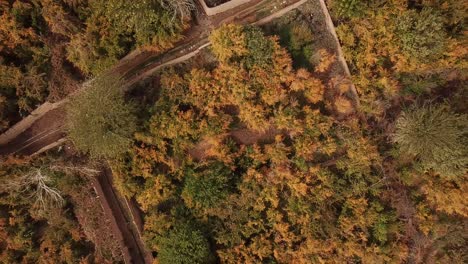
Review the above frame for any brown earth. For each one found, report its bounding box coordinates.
[0,108,66,156]
[71,176,125,263]
[96,168,152,264]
[205,0,231,8]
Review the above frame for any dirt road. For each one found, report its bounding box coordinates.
[95,168,153,264]
[0,108,66,156]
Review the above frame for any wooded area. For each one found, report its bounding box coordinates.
[1,0,467,263]
[0,0,189,133]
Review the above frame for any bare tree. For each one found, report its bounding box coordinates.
[2,168,64,213]
[160,0,196,22]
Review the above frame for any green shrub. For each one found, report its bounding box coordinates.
[277,22,314,69]
[243,26,274,69]
[209,24,274,69]
[332,0,365,18]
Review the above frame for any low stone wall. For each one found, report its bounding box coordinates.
[198,0,253,16]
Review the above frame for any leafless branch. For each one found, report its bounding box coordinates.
[3,168,64,213]
[160,0,196,22]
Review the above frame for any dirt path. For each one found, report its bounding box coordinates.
[99,167,152,264]
[254,0,308,25]
[0,108,66,156]
[90,175,133,264]
[0,101,65,145]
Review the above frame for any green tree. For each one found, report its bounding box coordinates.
[66,75,136,159]
[209,24,247,62]
[332,0,365,18]
[182,161,231,209]
[395,8,447,62]
[100,0,185,47]
[158,223,214,264]
[394,104,467,177]
[242,26,274,69]
[209,24,274,68]
[278,22,314,68]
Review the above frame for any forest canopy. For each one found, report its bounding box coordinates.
[108,23,408,263]
[1,0,467,263]
[0,0,189,133]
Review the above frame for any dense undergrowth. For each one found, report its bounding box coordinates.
[0,156,123,263]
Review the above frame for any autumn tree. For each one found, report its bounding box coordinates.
[39,0,79,36]
[64,0,190,75]
[209,24,247,62]
[0,1,50,126]
[201,24,323,130]
[97,0,187,47]
[115,23,414,263]
[0,157,98,263]
[420,172,468,217]
[332,0,365,18]
[66,75,137,159]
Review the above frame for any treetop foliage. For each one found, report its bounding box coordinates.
[98,0,187,47]
[395,8,447,62]
[157,223,214,264]
[182,161,232,209]
[394,103,467,178]
[0,0,190,132]
[110,24,408,262]
[209,24,249,63]
[2,0,467,262]
[332,0,468,260]
[66,75,137,159]
[332,0,366,18]
[0,158,99,263]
